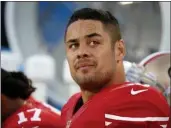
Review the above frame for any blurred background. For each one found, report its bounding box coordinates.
[1,1,170,110]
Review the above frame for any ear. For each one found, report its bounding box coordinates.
[115,39,126,62]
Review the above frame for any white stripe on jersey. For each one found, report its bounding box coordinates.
[42,102,61,115]
[160,125,167,128]
[105,114,169,122]
[105,121,112,126]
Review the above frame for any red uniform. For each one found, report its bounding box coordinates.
[166,117,170,128]
[3,98,62,128]
[61,82,169,128]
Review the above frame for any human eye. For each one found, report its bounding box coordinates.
[69,43,79,50]
[89,40,100,47]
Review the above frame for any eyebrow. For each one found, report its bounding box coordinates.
[85,33,102,38]
[66,32,102,44]
[66,39,78,44]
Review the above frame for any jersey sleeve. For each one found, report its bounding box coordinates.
[25,108,62,128]
[3,108,62,128]
[105,86,170,128]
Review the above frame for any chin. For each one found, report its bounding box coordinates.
[79,72,95,78]
[77,66,96,73]
[76,74,95,84]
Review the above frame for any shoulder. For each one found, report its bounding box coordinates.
[28,99,61,121]
[103,83,169,127]
[108,83,168,103]
[61,92,81,113]
[3,100,61,128]
[67,92,81,103]
[105,83,169,116]
[61,92,81,124]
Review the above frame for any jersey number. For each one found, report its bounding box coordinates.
[17,108,42,124]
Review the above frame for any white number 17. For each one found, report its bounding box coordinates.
[17,108,42,124]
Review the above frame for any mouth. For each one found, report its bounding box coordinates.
[78,64,94,69]
[76,62,95,70]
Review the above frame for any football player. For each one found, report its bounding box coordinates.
[61,8,170,128]
[2,68,63,128]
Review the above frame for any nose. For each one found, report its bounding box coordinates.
[77,52,89,59]
[77,43,91,59]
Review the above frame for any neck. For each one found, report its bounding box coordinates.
[81,62,126,104]
[81,90,96,103]
[2,99,26,122]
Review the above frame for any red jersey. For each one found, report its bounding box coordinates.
[166,117,170,128]
[3,98,62,128]
[61,82,169,128]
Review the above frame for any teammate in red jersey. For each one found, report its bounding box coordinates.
[1,68,62,128]
[61,8,170,128]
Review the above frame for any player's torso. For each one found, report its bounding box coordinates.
[62,83,169,128]
[62,93,105,128]
[3,100,61,128]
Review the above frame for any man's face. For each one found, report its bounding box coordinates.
[65,20,122,91]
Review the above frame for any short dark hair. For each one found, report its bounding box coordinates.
[1,68,36,100]
[65,8,122,42]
